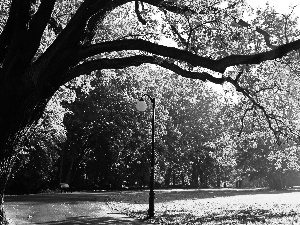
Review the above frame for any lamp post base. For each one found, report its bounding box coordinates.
[148,191,155,218]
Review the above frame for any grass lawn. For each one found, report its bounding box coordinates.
[107,188,300,224]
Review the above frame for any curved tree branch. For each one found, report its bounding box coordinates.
[79,38,300,73]
[65,55,227,86]
[233,17,277,49]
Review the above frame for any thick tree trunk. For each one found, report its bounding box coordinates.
[0,154,15,223]
[0,93,46,222]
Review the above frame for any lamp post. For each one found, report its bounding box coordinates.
[136,94,155,218]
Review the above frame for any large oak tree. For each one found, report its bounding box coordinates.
[1,0,300,220]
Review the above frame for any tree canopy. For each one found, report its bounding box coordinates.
[0,0,299,146]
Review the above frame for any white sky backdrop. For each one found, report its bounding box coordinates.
[246,0,300,15]
[246,0,300,27]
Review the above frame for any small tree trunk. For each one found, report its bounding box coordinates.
[216,166,221,188]
[217,177,221,188]
[58,142,67,184]
[65,151,75,184]
[164,168,172,187]
[199,170,205,187]
[191,162,198,188]
[172,173,176,186]
[205,174,208,188]
[181,174,185,186]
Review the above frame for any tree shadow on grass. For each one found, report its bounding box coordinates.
[4,192,110,205]
[6,189,300,205]
[35,215,145,225]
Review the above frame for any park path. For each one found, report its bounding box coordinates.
[4,191,153,225]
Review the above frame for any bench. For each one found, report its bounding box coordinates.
[60,183,72,193]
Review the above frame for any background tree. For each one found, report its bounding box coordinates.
[5,88,68,194]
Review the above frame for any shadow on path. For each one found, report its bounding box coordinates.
[4,192,153,224]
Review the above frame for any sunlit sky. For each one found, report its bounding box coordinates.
[246,0,300,15]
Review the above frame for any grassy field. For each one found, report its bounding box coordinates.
[107,188,300,224]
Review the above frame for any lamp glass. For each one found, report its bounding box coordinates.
[136,100,147,111]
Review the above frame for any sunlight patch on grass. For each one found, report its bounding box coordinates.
[107,189,300,224]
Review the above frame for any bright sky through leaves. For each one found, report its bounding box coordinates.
[247,0,300,23]
[160,0,299,95]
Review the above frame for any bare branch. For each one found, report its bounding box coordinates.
[117,32,160,40]
[48,17,63,35]
[255,86,277,94]
[283,15,289,44]
[156,1,197,15]
[170,24,189,49]
[135,0,146,25]
[65,55,227,86]
[231,81,280,138]
[238,105,254,137]
[232,17,277,49]
[235,69,243,82]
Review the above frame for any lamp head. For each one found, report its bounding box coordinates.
[136,97,147,111]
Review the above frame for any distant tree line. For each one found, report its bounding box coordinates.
[6,67,300,194]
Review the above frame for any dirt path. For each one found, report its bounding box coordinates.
[4,192,152,225]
